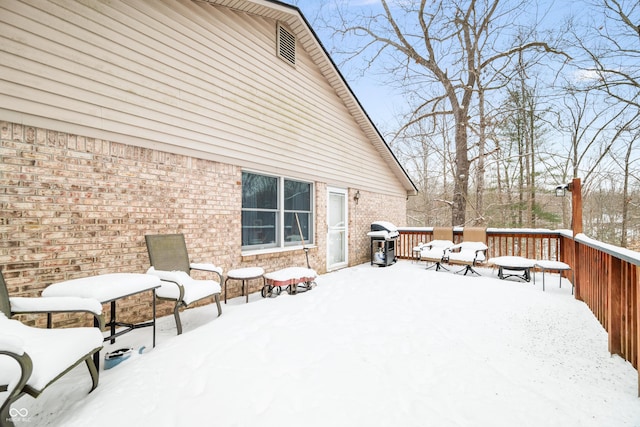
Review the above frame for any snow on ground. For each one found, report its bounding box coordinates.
[8,261,640,427]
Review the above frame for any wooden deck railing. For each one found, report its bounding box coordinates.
[397,227,639,395]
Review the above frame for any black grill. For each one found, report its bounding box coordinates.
[368,221,398,267]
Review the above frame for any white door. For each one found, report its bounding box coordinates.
[327,187,348,271]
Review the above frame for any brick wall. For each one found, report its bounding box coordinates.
[1,121,407,329]
[349,189,407,266]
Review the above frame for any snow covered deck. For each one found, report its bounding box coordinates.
[9,261,640,427]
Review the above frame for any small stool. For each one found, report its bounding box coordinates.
[224,267,265,303]
[412,243,425,263]
[534,261,573,293]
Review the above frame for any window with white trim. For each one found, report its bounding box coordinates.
[242,171,313,250]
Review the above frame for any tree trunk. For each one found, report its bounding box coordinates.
[452,110,470,226]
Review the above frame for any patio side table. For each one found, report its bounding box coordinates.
[224,267,265,303]
[42,273,161,369]
[534,260,574,294]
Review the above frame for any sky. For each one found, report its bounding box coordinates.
[288,0,582,133]
[289,0,415,132]
[9,261,640,426]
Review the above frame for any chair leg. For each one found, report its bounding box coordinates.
[455,265,480,276]
[0,351,32,427]
[173,302,183,335]
[0,400,16,427]
[85,354,100,392]
[214,294,222,317]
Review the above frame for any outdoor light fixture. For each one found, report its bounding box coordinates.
[555,184,569,197]
[354,190,361,204]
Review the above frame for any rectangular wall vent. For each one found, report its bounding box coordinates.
[277,24,296,66]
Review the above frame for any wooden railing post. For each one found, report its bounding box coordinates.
[571,178,583,300]
[608,256,622,356]
[636,265,640,397]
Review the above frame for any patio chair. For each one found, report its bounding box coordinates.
[0,270,104,427]
[420,227,454,271]
[145,233,223,335]
[445,227,488,276]
[1,269,103,329]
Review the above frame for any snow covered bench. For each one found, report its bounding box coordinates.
[0,313,103,426]
[262,267,317,297]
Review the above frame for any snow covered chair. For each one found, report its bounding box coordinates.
[419,227,454,271]
[145,233,223,335]
[445,227,488,276]
[1,269,103,330]
[0,270,103,427]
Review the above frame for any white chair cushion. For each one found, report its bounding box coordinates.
[10,296,102,316]
[429,240,454,248]
[146,267,221,305]
[448,242,488,263]
[190,263,223,276]
[420,247,447,262]
[0,314,102,392]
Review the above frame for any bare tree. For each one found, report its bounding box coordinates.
[577,0,639,110]
[330,0,567,226]
[565,0,640,243]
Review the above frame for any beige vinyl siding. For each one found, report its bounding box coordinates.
[0,0,407,196]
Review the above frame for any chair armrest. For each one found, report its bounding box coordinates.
[0,334,33,393]
[190,263,223,281]
[146,268,187,301]
[10,297,104,329]
[10,297,102,316]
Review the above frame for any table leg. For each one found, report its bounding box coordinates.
[152,288,156,348]
[93,316,101,370]
[110,300,116,344]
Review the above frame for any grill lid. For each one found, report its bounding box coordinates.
[368,221,399,239]
[370,221,398,232]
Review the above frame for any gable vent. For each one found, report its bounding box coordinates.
[277,24,296,66]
